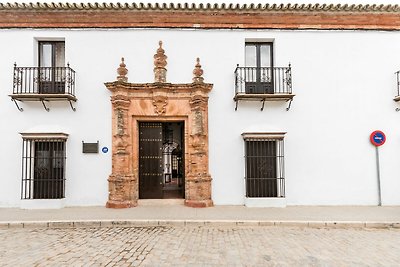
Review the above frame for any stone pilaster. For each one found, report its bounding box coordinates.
[185,94,213,207]
[106,94,137,208]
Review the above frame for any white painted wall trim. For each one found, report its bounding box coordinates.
[245,198,286,208]
[20,199,66,209]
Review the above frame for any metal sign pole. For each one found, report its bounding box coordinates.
[375,146,382,206]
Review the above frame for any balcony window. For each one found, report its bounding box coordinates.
[234,41,294,111]
[244,42,274,94]
[10,40,76,111]
[38,41,66,94]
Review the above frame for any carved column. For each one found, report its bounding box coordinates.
[185,94,213,207]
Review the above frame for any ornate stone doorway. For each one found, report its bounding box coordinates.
[104,42,213,208]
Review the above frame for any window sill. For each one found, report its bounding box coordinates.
[245,197,286,208]
[20,199,65,209]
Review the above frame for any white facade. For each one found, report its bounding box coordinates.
[1,28,400,208]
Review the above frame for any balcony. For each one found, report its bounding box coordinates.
[395,70,400,103]
[234,64,295,111]
[9,64,76,111]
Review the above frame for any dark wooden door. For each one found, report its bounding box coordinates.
[139,122,163,199]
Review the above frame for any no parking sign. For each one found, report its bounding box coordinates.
[370,130,386,147]
[370,130,385,206]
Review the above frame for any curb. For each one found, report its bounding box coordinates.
[1,220,400,229]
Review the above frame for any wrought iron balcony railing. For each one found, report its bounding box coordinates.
[12,64,76,96]
[10,64,77,111]
[235,64,292,95]
[234,64,294,111]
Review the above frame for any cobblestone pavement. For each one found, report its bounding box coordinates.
[0,226,399,266]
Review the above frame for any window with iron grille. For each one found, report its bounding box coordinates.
[21,135,67,199]
[243,133,285,198]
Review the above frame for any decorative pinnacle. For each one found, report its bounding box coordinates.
[117,57,128,82]
[154,41,167,83]
[192,57,204,83]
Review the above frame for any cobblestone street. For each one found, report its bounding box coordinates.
[0,226,399,266]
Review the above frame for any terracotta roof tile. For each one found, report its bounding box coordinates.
[0,2,399,12]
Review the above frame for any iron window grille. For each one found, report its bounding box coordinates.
[242,133,285,198]
[21,135,67,199]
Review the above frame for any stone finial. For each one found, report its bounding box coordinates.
[154,41,167,83]
[192,57,204,83]
[117,57,128,82]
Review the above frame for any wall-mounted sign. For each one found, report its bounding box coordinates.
[102,147,109,153]
[370,130,386,147]
[82,141,99,153]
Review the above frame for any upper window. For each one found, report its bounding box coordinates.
[245,42,273,69]
[39,41,65,68]
[242,133,285,198]
[38,41,66,94]
[244,42,274,94]
[20,134,67,199]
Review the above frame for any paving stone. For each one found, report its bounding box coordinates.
[325,222,365,228]
[158,220,185,227]
[22,222,49,228]
[0,226,399,266]
[48,222,74,228]
[235,221,259,226]
[307,222,327,228]
[74,221,101,228]
[7,223,23,228]
[366,222,400,229]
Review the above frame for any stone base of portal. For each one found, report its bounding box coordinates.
[184,175,213,208]
[184,199,213,208]
[106,200,137,209]
[106,174,137,209]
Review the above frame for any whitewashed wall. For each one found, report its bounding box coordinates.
[1,28,400,207]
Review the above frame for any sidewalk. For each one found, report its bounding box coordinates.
[1,204,400,229]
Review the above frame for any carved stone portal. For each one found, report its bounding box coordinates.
[105,52,213,208]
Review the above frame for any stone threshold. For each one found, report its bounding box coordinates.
[1,220,399,229]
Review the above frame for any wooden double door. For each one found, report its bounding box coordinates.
[139,122,184,199]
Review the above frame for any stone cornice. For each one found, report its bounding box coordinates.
[1,2,400,30]
[105,81,213,93]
